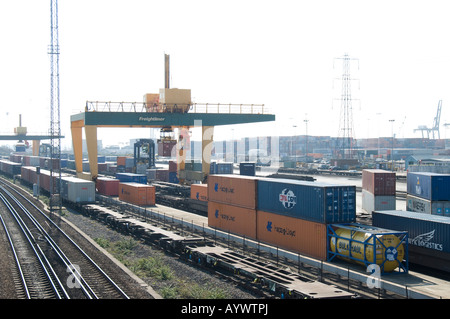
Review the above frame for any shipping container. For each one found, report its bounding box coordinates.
[406,194,450,216]
[208,175,258,209]
[98,163,108,172]
[362,169,396,196]
[97,155,106,163]
[257,210,328,260]
[239,162,256,176]
[21,166,30,182]
[257,178,356,224]
[118,182,155,206]
[210,162,218,174]
[158,140,177,157]
[361,189,396,213]
[0,160,22,176]
[373,210,450,255]
[146,168,157,181]
[96,177,120,196]
[208,201,257,239]
[156,169,169,182]
[168,171,179,184]
[168,160,178,172]
[190,184,208,201]
[116,156,128,167]
[217,162,233,174]
[60,176,95,203]
[373,210,450,272]
[116,173,147,184]
[407,172,450,201]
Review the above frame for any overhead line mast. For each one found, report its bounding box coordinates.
[49,0,62,213]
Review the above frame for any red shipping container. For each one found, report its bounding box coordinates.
[21,166,30,182]
[256,211,328,261]
[362,169,396,196]
[119,183,155,206]
[169,160,178,172]
[98,163,108,172]
[117,156,127,166]
[207,175,258,209]
[208,201,257,239]
[96,177,120,196]
[156,169,169,182]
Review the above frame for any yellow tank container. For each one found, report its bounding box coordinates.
[329,226,405,272]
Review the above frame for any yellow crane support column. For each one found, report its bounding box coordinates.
[202,126,214,179]
[71,120,84,177]
[85,125,98,181]
[32,140,40,156]
[177,126,189,183]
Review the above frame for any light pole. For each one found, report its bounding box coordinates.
[389,119,395,171]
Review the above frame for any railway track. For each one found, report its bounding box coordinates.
[0,180,130,299]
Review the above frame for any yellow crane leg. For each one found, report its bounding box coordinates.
[177,126,189,183]
[202,126,214,180]
[70,120,84,177]
[32,140,40,156]
[85,125,98,181]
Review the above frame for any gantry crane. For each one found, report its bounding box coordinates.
[414,100,442,139]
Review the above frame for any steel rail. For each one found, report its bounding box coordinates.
[2,182,130,299]
[0,191,67,299]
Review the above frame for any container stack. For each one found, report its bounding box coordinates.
[257,178,356,260]
[116,173,147,184]
[117,156,134,172]
[406,172,450,216]
[207,175,258,239]
[361,169,396,213]
[239,162,256,176]
[168,160,179,183]
[207,175,356,261]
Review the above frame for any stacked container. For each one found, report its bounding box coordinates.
[119,182,155,206]
[116,173,147,184]
[406,172,450,216]
[257,178,356,224]
[256,178,355,261]
[361,169,396,213]
[168,160,178,183]
[206,175,356,261]
[239,162,256,176]
[207,175,258,238]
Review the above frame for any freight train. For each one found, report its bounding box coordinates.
[2,154,450,275]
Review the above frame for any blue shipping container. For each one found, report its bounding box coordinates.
[372,210,450,254]
[240,162,256,176]
[116,173,147,184]
[257,178,356,224]
[407,172,450,201]
[217,162,233,174]
[210,162,218,174]
[168,171,179,184]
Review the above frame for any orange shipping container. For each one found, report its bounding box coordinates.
[208,201,257,239]
[117,156,127,166]
[207,175,257,209]
[190,184,208,201]
[256,211,328,261]
[119,183,155,206]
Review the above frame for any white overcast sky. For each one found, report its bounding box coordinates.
[0,0,449,149]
